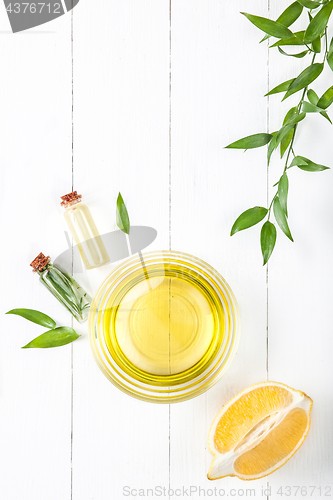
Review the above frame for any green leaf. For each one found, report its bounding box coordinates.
[273,197,294,241]
[320,111,332,124]
[22,327,80,349]
[327,37,333,70]
[280,128,294,157]
[307,89,319,104]
[268,134,279,163]
[302,101,324,112]
[265,79,295,96]
[304,2,333,43]
[226,133,272,149]
[6,308,56,329]
[312,36,321,52]
[261,221,277,265]
[302,101,332,122]
[298,163,329,171]
[327,53,333,71]
[291,155,330,171]
[299,157,330,171]
[116,192,130,234]
[298,164,329,171]
[317,86,333,109]
[261,2,303,41]
[275,115,304,159]
[270,31,305,47]
[279,108,296,157]
[283,106,298,122]
[276,125,294,150]
[231,207,268,236]
[297,0,321,8]
[278,47,309,58]
[283,63,324,99]
[284,111,306,126]
[278,174,289,215]
[290,156,309,166]
[241,12,294,38]
[278,2,304,26]
[275,111,305,154]
[267,132,278,164]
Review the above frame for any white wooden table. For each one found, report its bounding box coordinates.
[0,1,332,499]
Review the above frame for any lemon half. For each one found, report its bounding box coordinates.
[208,381,313,481]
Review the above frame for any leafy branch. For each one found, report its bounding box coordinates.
[6,308,80,348]
[227,0,333,264]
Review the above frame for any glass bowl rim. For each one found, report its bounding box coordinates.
[89,250,239,403]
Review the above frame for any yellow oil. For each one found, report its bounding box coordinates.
[101,262,226,386]
[64,202,110,269]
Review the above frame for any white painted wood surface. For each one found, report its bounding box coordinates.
[0,1,332,499]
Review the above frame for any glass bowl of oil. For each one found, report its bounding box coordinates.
[89,251,239,403]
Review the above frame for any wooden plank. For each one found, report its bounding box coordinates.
[169,0,269,491]
[0,13,73,500]
[72,2,170,499]
[267,1,333,495]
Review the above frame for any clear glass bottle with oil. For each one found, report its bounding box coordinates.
[30,252,91,323]
[61,191,110,269]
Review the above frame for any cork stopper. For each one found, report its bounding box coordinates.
[60,191,82,207]
[30,253,51,272]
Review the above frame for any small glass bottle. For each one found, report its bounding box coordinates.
[30,253,91,323]
[61,191,110,269]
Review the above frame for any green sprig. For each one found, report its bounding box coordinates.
[5,308,80,349]
[227,1,332,264]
